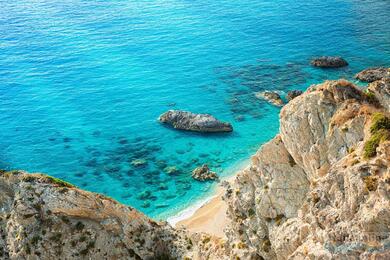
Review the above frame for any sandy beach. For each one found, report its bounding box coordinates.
[175,188,228,237]
[168,161,249,237]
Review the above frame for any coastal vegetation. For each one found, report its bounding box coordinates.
[363,112,390,158]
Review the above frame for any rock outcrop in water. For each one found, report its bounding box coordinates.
[2,69,390,260]
[224,77,390,259]
[192,164,218,181]
[255,91,284,106]
[310,56,348,68]
[159,110,233,133]
[355,67,389,82]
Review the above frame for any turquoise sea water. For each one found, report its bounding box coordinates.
[0,0,389,219]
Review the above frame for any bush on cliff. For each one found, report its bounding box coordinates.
[364,113,390,158]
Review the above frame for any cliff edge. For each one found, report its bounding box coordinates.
[224,76,390,259]
[0,171,231,259]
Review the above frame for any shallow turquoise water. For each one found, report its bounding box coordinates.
[0,0,389,219]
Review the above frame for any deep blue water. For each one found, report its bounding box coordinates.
[0,0,389,219]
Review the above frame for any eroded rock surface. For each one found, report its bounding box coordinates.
[224,79,390,259]
[310,56,348,68]
[368,77,390,111]
[355,67,389,82]
[159,110,233,133]
[0,171,228,260]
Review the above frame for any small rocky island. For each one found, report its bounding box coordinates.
[159,110,233,133]
[310,56,349,68]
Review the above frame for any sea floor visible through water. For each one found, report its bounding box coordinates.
[0,0,389,219]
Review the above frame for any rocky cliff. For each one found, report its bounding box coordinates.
[1,71,389,260]
[0,171,230,259]
[224,76,390,259]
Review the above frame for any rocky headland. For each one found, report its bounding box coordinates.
[1,68,390,259]
[223,76,390,259]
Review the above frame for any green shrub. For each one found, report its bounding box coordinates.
[370,113,390,134]
[44,176,75,188]
[364,129,390,158]
[364,113,390,158]
[248,208,255,217]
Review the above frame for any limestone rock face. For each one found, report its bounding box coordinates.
[0,171,227,260]
[310,56,348,68]
[255,91,284,106]
[192,164,218,181]
[355,67,390,82]
[224,79,390,259]
[368,77,390,110]
[159,110,233,133]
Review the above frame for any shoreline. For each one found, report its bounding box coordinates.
[168,160,250,237]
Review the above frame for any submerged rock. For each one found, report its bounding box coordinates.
[137,190,152,200]
[192,164,218,181]
[355,67,389,82]
[286,90,303,102]
[310,56,348,68]
[163,166,179,175]
[255,91,284,106]
[130,158,147,167]
[158,110,233,133]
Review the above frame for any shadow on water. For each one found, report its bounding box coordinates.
[158,123,236,138]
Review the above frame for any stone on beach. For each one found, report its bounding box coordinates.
[255,91,284,106]
[158,110,233,133]
[310,56,348,68]
[192,164,218,181]
[355,67,389,82]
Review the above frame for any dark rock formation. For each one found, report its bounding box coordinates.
[286,90,303,102]
[192,164,218,181]
[159,110,233,133]
[355,67,389,82]
[310,56,348,68]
